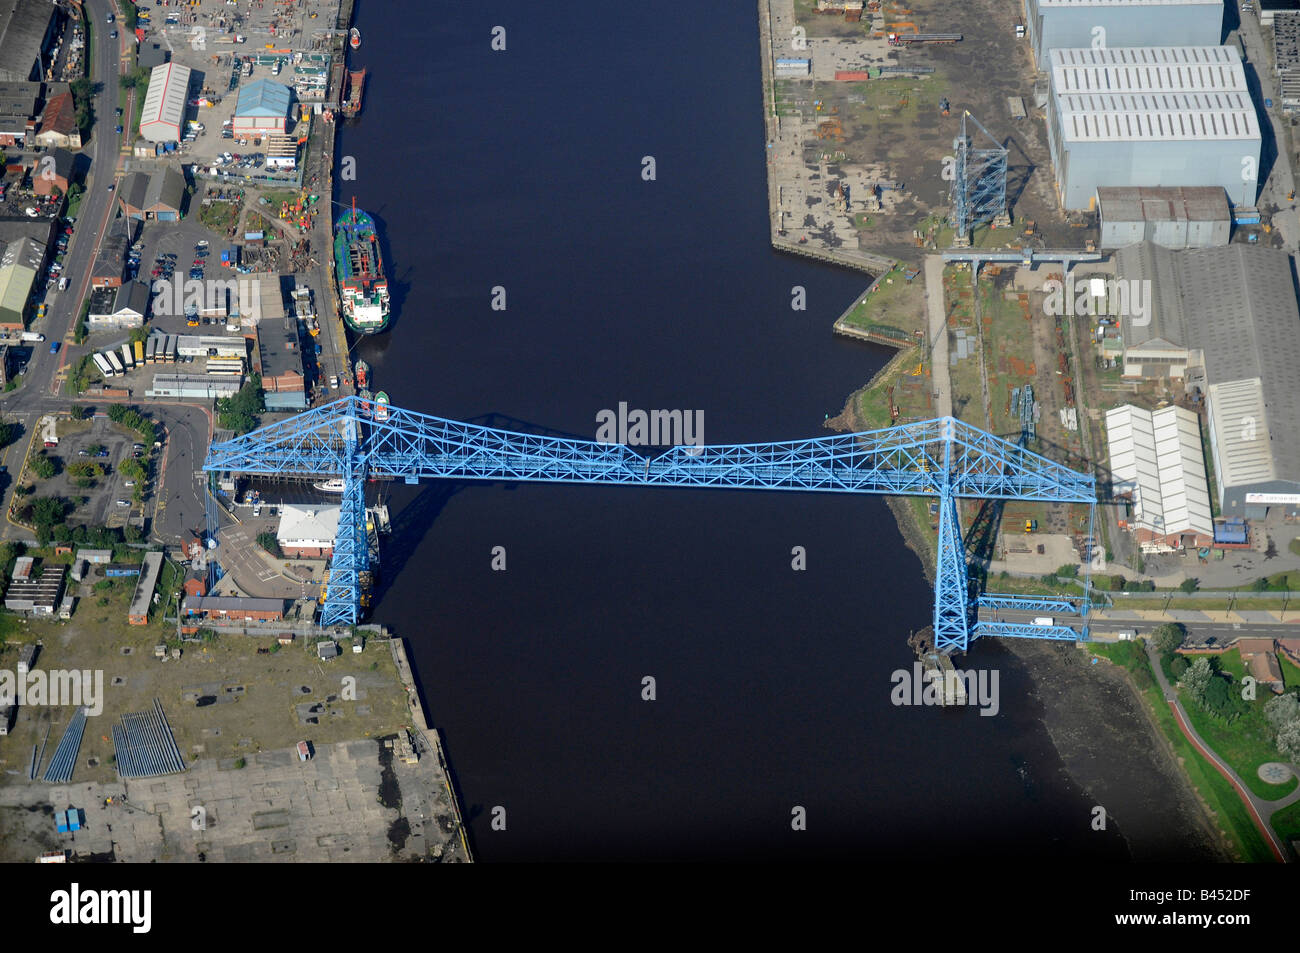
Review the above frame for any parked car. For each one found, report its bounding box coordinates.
[115,500,129,508]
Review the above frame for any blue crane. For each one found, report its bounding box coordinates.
[203,397,1096,652]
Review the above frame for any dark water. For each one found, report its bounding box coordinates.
[334,1,1128,860]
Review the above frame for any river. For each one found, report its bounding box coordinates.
[332,0,1131,860]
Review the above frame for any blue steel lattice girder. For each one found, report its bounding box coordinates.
[203,401,1094,503]
[973,622,1081,642]
[933,483,971,653]
[202,400,1096,639]
[319,467,368,626]
[977,594,1081,614]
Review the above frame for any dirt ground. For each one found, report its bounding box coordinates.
[0,584,410,787]
[1005,639,1232,861]
[789,0,1090,262]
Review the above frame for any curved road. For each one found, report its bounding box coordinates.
[1143,641,1300,862]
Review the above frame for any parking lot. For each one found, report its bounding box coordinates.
[32,416,148,530]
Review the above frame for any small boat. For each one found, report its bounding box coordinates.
[313,479,346,494]
[374,391,390,422]
[355,359,369,390]
[350,27,361,49]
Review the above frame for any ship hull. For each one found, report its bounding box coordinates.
[334,207,391,335]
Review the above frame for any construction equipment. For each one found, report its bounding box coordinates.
[939,97,949,116]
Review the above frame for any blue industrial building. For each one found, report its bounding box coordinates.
[1025,0,1223,68]
[1047,46,1261,210]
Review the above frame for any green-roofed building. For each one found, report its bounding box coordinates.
[0,262,34,330]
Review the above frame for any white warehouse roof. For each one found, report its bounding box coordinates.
[139,62,191,143]
[276,505,340,548]
[1206,378,1275,489]
[1106,404,1212,539]
[1051,47,1258,143]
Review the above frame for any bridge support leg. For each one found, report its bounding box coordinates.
[933,485,971,653]
[319,467,369,627]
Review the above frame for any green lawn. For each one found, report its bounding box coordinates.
[1270,797,1300,844]
[1169,650,1298,801]
[1089,641,1275,862]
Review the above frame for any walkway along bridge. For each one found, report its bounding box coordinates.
[202,397,1097,653]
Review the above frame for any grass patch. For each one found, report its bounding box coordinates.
[1271,797,1300,844]
[199,200,241,233]
[1089,642,1274,861]
[1171,650,1298,800]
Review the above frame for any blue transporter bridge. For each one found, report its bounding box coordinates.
[203,399,1096,653]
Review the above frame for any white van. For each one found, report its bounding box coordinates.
[1032,617,1054,627]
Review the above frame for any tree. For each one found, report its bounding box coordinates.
[1276,719,1300,762]
[123,524,141,543]
[1054,564,1079,579]
[0,419,14,447]
[1179,577,1200,594]
[1252,576,1271,593]
[69,405,87,421]
[30,455,56,480]
[1265,692,1300,729]
[1169,655,1189,680]
[29,496,68,526]
[256,532,281,557]
[1181,656,1213,703]
[1152,622,1185,656]
[217,374,264,435]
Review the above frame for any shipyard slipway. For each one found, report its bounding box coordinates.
[202,396,1097,652]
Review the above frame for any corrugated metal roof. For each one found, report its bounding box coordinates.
[140,62,191,142]
[1097,186,1229,224]
[0,261,33,321]
[1051,47,1258,142]
[1106,404,1212,537]
[1207,379,1275,488]
[235,78,292,118]
[1115,244,1300,486]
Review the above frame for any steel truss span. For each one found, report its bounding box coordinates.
[203,398,1096,651]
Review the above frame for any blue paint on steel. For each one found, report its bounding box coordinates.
[203,398,1096,649]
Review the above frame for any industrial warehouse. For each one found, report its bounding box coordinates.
[1024,0,1224,67]
[1046,46,1261,209]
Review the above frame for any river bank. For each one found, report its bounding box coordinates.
[766,3,1242,861]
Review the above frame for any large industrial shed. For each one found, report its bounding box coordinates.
[1047,46,1260,210]
[1025,0,1223,67]
[1098,186,1230,249]
[1114,243,1300,517]
[1105,404,1213,552]
[139,62,191,143]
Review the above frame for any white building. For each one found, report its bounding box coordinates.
[139,62,191,143]
[276,505,340,558]
[1106,404,1213,552]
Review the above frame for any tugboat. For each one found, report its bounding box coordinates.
[374,391,390,422]
[333,198,390,334]
[350,27,361,49]
[355,359,369,391]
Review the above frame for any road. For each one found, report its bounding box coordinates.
[1144,641,1297,862]
[0,0,213,545]
[923,254,952,418]
[1239,10,1300,254]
